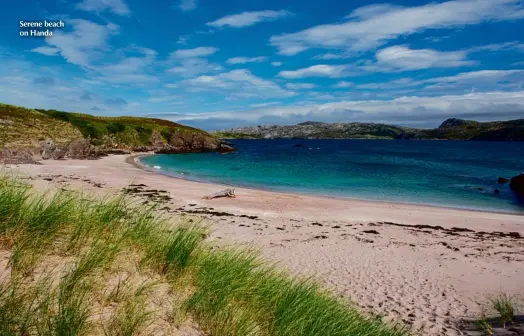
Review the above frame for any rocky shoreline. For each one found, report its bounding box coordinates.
[0,137,235,165]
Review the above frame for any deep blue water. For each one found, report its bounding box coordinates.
[141,139,524,214]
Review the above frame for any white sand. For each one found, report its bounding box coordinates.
[4,154,524,335]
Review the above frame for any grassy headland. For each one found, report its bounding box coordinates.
[0,103,232,162]
[0,176,406,336]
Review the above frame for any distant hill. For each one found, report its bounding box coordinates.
[212,118,524,141]
[0,103,233,163]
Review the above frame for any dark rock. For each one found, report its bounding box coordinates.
[363,230,379,234]
[498,177,510,184]
[510,173,524,198]
[292,144,305,148]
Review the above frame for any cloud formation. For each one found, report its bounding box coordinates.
[170,47,219,58]
[278,65,350,78]
[207,10,291,28]
[270,0,524,55]
[163,90,524,130]
[181,69,295,99]
[226,56,268,64]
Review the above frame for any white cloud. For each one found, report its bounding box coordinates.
[31,46,60,56]
[226,56,268,64]
[168,58,223,77]
[285,83,317,90]
[270,0,524,55]
[313,53,351,60]
[278,65,349,78]
[164,90,524,129]
[333,81,354,88]
[207,10,291,28]
[182,69,294,99]
[171,47,218,58]
[371,45,475,71]
[43,19,119,69]
[76,0,130,15]
[177,0,196,12]
[271,62,283,67]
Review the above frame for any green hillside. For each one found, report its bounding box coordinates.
[0,104,83,147]
[0,103,233,162]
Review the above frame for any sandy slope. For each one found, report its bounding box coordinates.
[4,154,524,336]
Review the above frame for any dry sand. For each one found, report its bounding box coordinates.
[4,154,524,336]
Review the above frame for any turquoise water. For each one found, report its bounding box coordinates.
[141,139,524,214]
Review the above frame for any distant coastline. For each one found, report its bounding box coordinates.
[213,118,524,141]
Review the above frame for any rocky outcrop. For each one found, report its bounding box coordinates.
[510,174,524,199]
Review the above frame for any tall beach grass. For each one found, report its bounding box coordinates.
[0,175,407,336]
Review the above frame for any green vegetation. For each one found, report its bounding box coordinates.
[488,293,517,328]
[470,293,522,334]
[412,118,524,141]
[35,107,209,147]
[0,103,83,147]
[0,103,215,149]
[0,176,406,336]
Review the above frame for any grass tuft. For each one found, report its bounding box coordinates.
[488,293,516,328]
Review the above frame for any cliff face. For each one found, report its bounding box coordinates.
[213,118,524,141]
[0,103,234,164]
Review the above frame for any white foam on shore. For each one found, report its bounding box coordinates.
[153,165,161,169]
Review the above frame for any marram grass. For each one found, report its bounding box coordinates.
[0,175,407,336]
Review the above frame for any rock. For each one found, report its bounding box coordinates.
[292,144,305,148]
[40,138,56,160]
[498,177,510,184]
[510,173,524,198]
[494,189,500,194]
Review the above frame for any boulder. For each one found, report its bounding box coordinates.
[498,177,510,184]
[510,173,524,198]
[40,138,56,160]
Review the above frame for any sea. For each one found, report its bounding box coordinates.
[140,139,524,214]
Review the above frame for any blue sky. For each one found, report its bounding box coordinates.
[1,0,523,130]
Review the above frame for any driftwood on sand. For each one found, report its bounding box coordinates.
[203,188,236,200]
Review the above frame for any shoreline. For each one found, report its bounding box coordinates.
[130,153,524,217]
[4,154,524,336]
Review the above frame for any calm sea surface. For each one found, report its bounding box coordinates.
[141,139,524,214]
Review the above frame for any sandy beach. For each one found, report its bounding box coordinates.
[4,154,524,336]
